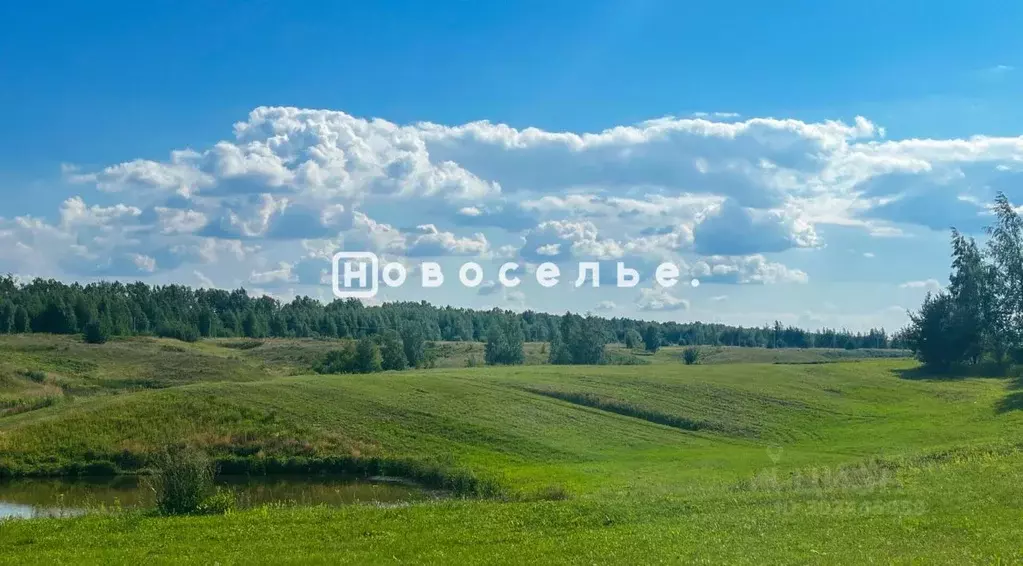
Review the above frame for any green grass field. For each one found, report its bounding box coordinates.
[0,335,1020,564]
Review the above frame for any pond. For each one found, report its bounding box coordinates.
[0,475,437,519]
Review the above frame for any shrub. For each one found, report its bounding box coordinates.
[197,487,236,515]
[83,320,110,344]
[605,351,650,365]
[149,446,215,515]
[18,369,47,383]
[156,322,200,343]
[317,344,357,374]
[531,484,570,501]
[220,340,264,350]
[318,339,383,374]
[682,347,700,365]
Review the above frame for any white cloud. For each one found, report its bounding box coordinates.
[172,238,261,264]
[193,270,216,288]
[636,287,690,312]
[131,254,157,273]
[535,244,561,257]
[250,262,297,285]
[899,279,942,292]
[693,198,820,255]
[688,255,809,285]
[155,207,208,234]
[58,197,141,231]
[15,105,1023,325]
[67,152,213,195]
[405,224,489,257]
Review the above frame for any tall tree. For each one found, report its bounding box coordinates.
[0,301,14,334]
[624,328,642,349]
[643,325,662,353]
[948,229,988,364]
[353,337,383,373]
[484,322,509,365]
[400,322,427,368]
[905,291,959,370]
[378,330,408,371]
[13,306,30,333]
[985,193,1023,363]
[502,319,525,365]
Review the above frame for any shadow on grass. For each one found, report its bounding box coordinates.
[995,372,1023,413]
[893,363,1014,382]
[896,364,1023,414]
[996,389,1023,413]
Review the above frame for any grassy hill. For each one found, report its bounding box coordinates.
[0,334,1020,563]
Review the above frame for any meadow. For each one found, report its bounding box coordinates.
[0,334,1020,564]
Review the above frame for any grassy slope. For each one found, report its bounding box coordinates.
[1,335,1020,563]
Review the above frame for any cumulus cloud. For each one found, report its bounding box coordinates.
[636,287,690,312]
[693,199,820,255]
[405,224,489,257]
[193,270,216,288]
[59,197,141,228]
[155,207,208,234]
[688,255,809,285]
[13,105,1023,324]
[900,279,943,292]
[250,262,297,286]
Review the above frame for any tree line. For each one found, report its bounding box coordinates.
[327,311,688,374]
[905,193,1023,370]
[0,276,903,351]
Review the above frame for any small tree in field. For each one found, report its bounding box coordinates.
[682,347,700,365]
[353,337,383,373]
[400,322,427,368]
[83,319,110,344]
[643,325,662,353]
[484,320,524,365]
[905,291,959,371]
[378,330,408,371]
[485,322,508,365]
[624,329,642,349]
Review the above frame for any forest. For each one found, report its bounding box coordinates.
[0,275,901,353]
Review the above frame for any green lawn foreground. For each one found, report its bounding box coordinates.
[1,337,1022,564]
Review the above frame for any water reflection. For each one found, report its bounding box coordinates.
[0,475,435,519]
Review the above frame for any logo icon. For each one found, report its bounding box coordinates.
[332,251,379,299]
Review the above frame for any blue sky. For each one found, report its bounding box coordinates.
[2,0,1022,331]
